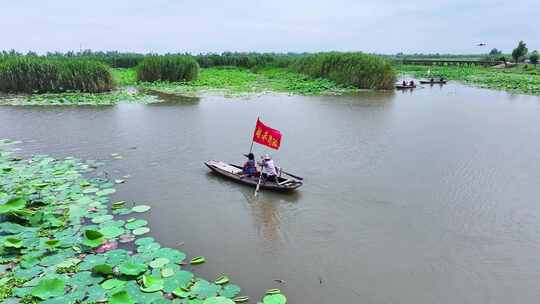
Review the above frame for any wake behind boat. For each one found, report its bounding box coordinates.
[205,160,303,192]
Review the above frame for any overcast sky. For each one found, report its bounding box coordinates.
[1,0,538,54]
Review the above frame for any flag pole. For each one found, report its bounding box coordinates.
[248,116,259,155]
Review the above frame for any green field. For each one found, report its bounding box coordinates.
[397,64,540,95]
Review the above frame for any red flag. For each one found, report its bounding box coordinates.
[252,118,282,150]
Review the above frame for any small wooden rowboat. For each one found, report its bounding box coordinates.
[204,160,303,192]
[419,80,447,84]
[395,84,416,89]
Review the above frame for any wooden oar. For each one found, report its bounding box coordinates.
[254,170,263,197]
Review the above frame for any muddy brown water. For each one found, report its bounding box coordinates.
[2,83,540,303]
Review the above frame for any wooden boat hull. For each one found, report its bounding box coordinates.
[204,160,303,192]
[420,80,447,84]
[395,85,416,89]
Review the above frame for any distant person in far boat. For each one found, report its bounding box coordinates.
[409,80,415,86]
[242,153,257,177]
[440,77,444,82]
[260,154,278,183]
[402,80,407,86]
[430,78,434,82]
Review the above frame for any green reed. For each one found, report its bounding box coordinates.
[136,55,199,82]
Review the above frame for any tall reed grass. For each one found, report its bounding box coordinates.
[292,52,396,89]
[136,55,199,82]
[0,57,115,93]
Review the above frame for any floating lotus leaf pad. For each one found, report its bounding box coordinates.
[55,258,80,269]
[125,219,148,230]
[133,227,150,236]
[192,280,221,299]
[155,247,186,262]
[266,289,281,295]
[99,226,125,238]
[4,237,23,248]
[163,270,194,293]
[119,261,148,276]
[149,257,170,268]
[101,278,126,290]
[173,287,191,298]
[233,296,249,303]
[0,197,26,214]
[161,267,175,277]
[44,239,61,249]
[92,263,114,275]
[30,278,66,300]
[141,275,164,292]
[220,285,241,298]
[82,229,105,248]
[96,188,116,196]
[203,296,236,304]
[190,256,206,265]
[262,293,287,304]
[109,290,135,304]
[132,205,151,213]
[92,214,114,224]
[215,275,230,285]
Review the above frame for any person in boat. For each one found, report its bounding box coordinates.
[259,154,278,183]
[440,77,444,82]
[402,80,407,86]
[409,80,415,86]
[242,153,258,177]
[430,78,434,83]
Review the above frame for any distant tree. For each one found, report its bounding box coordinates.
[499,55,508,67]
[489,48,501,55]
[530,51,539,68]
[512,41,528,63]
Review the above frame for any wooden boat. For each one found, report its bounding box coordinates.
[420,80,447,84]
[204,160,303,192]
[395,84,416,89]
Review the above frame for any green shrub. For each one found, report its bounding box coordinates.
[0,57,115,93]
[136,55,199,82]
[291,52,396,89]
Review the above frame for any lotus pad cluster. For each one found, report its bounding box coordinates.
[0,140,287,304]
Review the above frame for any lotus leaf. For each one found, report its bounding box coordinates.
[102,278,126,290]
[133,227,150,235]
[135,237,155,246]
[4,237,23,248]
[44,239,61,249]
[125,219,148,230]
[83,229,105,248]
[132,205,151,213]
[262,294,287,304]
[219,284,240,298]
[190,256,206,265]
[162,270,194,293]
[31,278,66,300]
[96,188,116,196]
[92,214,114,224]
[192,280,221,299]
[100,226,125,238]
[172,287,191,298]
[0,197,26,214]
[214,275,229,285]
[150,257,170,268]
[92,263,114,275]
[110,290,136,304]
[155,248,186,263]
[55,257,80,268]
[119,261,148,276]
[203,297,235,304]
[141,275,164,292]
[161,267,175,278]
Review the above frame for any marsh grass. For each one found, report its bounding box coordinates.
[136,55,199,82]
[0,57,114,93]
[292,52,396,89]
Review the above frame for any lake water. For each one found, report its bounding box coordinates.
[2,83,540,303]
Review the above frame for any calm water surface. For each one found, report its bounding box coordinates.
[2,83,540,304]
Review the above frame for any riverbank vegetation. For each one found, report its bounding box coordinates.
[136,56,199,82]
[292,52,396,89]
[0,57,114,93]
[397,64,540,95]
[0,139,287,304]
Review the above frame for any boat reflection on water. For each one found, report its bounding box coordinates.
[205,171,301,245]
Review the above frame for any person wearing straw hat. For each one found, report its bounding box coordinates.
[259,154,278,183]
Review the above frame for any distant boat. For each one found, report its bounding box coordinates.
[420,80,447,84]
[395,84,416,89]
[205,160,303,192]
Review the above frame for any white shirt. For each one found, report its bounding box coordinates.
[261,159,277,176]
